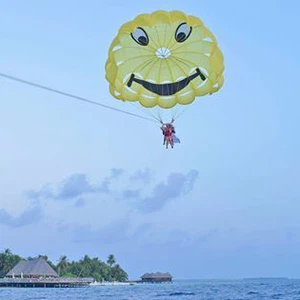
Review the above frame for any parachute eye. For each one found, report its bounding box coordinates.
[131,27,149,46]
[175,23,192,43]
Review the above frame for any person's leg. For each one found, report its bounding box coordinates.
[168,136,172,149]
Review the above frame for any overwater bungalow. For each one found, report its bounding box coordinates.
[0,257,93,287]
[140,272,172,283]
[7,257,58,278]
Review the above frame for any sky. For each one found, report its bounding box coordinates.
[0,0,299,280]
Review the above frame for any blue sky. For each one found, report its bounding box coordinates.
[0,0,299,279]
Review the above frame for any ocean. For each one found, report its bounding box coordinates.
[1,279,300,300]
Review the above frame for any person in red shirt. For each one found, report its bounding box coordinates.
[161,120,175,149]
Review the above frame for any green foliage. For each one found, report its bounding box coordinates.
[0,249,128,282]
[59,254,128,282]
[111,264,128,281]
[107,254,116,267]
[0,249,22,277]
[61,272,77,278]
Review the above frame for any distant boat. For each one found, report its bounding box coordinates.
[89,281,136,286]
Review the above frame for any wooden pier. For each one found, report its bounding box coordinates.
[0,277,94,288]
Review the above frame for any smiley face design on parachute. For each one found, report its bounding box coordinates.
[105,10,224,108]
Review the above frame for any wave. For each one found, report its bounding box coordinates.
[169,292,196,296]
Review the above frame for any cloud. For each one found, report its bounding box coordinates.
[130,168,153,184]
[138,169,199,213]
[57,173,94,199]
[26,184,54,200]
[110,168,124,179]
[27,168,124,202]
[95,168,124,193]
[25,169,199,215]
[0,205,43,228]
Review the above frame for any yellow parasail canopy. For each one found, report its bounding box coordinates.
[105,10,224,109]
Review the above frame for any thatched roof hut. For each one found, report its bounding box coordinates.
[6,257,58,278]
[141,272,172,283]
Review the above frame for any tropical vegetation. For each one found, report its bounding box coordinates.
[0,249,128,282]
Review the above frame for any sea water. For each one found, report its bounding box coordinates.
[1,279,300,300]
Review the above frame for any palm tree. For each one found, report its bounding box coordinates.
[107,254,116,267]
[111,264,128,282]
[4,249,12,255]
[0,249,21,276]
[57,255,68,276]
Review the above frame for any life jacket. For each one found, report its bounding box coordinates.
[164,128,172,137]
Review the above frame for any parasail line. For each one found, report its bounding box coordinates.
[0,72,158,123]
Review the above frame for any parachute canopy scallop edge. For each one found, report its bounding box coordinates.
[105,10,224,109]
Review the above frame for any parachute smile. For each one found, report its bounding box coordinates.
[127,68,206,96]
